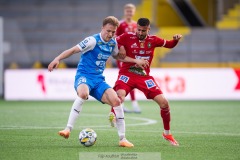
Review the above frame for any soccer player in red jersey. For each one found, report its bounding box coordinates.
[115,3,141,113]
[110,18,182,146]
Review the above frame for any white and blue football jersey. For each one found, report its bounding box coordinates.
[76,33,118,76]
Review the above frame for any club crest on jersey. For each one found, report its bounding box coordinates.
[119,75,129,83]
[145,79,156,89]
[148,42,151,48]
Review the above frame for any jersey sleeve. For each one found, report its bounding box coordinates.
[77,36,96,54]
[115,25,122,36]
[116,33,127,47]
[155,36,178,48]
[155,36,166,47]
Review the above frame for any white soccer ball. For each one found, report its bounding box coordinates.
[79,128,97,147]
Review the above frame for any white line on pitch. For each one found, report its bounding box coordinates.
[0,116,157,129]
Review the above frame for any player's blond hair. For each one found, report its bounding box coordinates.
[102,16,119,27]
[124,3,136,11]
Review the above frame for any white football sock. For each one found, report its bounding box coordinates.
[113,105,125,140]
[164,130,171,135]
[66,97,85,131]
[131,100,138,107]
[132,100,141,111]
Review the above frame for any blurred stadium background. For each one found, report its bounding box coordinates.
[0,0,240,99]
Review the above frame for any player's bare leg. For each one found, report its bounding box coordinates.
[58,84,88,139]
[103,88,134,147]
[153,94,179,146]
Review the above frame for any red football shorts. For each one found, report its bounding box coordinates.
[114,73,163,99]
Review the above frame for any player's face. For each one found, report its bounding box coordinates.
[101,24,117,42]
[136,25,150,40]
[124,8,135,20]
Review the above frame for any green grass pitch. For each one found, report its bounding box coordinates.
[0,100,240,160]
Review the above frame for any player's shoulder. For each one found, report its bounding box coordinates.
[147,35,162,41]
[119,32,137,39]
[119,19,125,24]
[119,19,130,25]
[131,20,137,25]
[79,35,96,48]
[84,35,96,44]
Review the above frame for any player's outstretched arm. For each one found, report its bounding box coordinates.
[163,34,182,48]
[48,46,80,72]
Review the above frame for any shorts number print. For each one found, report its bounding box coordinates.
[77,76,87,85]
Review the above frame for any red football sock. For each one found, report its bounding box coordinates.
[161,107,171,130]
[111,107,115,115]
[130,90,135,101]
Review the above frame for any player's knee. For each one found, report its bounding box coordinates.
[78,92,88,100]
[111,97,121,107]
[118,95,125,103]
[160,99,169,109]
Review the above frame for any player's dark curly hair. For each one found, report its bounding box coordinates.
[137,18,150,26]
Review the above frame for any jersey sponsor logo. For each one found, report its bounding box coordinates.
[139,50,145,54]
[80,42,86,49]
[135,55,150,60]
[146,51,152,54]
[119,75,129,83]
[129,66,146,76]
[132,50,138,54]
[130,36,137,39]
[131,43,138,48]
[127,32,134,35]
[79,38,90,49]
[145,79,156,89]
[97,53,109,60]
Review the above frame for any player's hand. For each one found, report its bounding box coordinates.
[173,34,182,40]
[118,46,126,59]
[48,58,60,72]
[135,58,149,69]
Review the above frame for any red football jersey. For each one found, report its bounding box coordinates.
[116,32,179,76]
[116,20,137,36]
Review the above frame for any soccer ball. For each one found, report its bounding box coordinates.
[79,128,97,147]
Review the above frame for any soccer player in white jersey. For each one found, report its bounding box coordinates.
[48,16,148,148]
